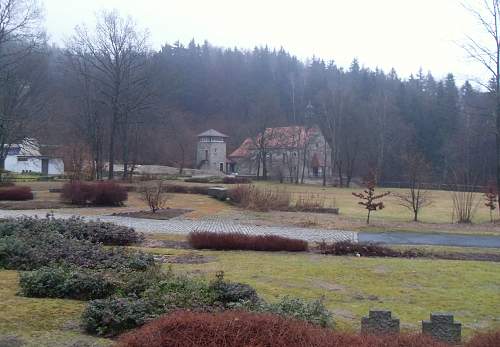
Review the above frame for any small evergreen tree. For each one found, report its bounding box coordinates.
[352,174,390,224]
[484,182,497,223]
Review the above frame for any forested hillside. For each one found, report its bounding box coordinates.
[1,6,493,184]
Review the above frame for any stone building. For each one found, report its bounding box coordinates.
[228,126,331,180]
[195,129,229,174]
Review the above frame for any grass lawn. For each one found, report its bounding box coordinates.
[0,271,111,347]
[145,246,500,337]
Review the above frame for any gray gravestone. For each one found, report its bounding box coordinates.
[361,310,400,335]
[422,313,461,344]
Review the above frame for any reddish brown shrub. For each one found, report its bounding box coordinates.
[0,186,33,200]
[316,241,424,258]
[228,185,291,211]
[61,181,127,206]
[164,183,209,195]
[117,310,449,347]
[188,231,308,252]
[466,330,500,347]
[222,176,251,184]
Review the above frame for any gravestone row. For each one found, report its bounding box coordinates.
[361,310,461,344]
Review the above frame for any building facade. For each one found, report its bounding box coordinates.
[229,126,331,180]
[2,139,64,175]
[195,129,229,174]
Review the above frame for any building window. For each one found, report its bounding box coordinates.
[205,150,208,160]
[219,163,224,172]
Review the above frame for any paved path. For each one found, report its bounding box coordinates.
[2,209,500,247]
[359,231,500,248]
[0,209,356,243]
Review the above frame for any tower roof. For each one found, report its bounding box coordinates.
[197,129,229,138]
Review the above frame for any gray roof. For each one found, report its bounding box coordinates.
[197,129,229,137]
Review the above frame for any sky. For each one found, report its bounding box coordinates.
[42,0,490,85]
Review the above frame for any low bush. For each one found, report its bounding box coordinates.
[19,266,116,300]
[0,216,143,246]
[228,184,291,211]
[0,186,33,201]
[117,311,448,347]
[61,181,127,206]
[222,176,251,184]
[250,296,333,328]
[184,177,213,183]
[164,183,209,195]
[466,330,500,347]
[209,271,258,305]
[188,231,308,252]
[142,274,217,310]
[83,297,158,337]
[0,230,153,271]
[316,241,424,258]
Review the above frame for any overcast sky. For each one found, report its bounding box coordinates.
[42,0,489,85]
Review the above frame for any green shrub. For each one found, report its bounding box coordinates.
[0,216,144,246]
[118,265,167,296]
[19,266,116,300]
[143,275,216,310]
[259,296,333,328]
[82,297,157,337]
[0,231,153,271]
[209,271,258,305]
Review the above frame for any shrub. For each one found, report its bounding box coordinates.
[184,177,213,183]
[316,241,423,258]
[0,230,153,271]
[118,265,168,296]
[19,266,116,300]
[117,311,448,347]
[142,274,217,310]
[61,181,127,206]
[139,181,170,213]
[222,176,251,184]
[0,216,143,246]
[209,271,258,305]
[164,183,209,195]
[254,296,333,328]
[188,231,308,252]
[82,297,158,337]
[0,186,33,201]
[466,330,500,347]
[228,184,291,211]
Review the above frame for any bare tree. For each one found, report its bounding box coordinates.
[450,169,480,223]
[352,172,390,224]
[67,10,151,179]
[462,0,500,209]
[0,0,45,171]
[394,153,433,222]
[140,181,169,213]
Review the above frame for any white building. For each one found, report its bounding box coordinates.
[3,139,64,175]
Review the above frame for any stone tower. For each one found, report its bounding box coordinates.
[196,129,228,173]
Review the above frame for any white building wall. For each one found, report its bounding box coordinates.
[5,156,41,173]
[49,159,64,175]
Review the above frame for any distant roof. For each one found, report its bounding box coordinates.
[197,129,229,138]
[229,126,320,158]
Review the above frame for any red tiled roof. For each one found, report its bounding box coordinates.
[229,126,320,158]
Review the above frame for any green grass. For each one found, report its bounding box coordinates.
[148,247,500,337]
[0,271,111,347]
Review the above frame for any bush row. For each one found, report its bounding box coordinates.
[316,241,424,258]
[188,231,308,252]
[18,265,167,301]
[228,184,291,211]
[0,216,144,246]
[116,310,451,347]
[61,181,128,206]
[164,183,209,195]
[0,186,33,201]
[0,218,152,271]
[19,266,116,300]
[82,271,331,337]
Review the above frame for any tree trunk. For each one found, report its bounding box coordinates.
[496,99,500,212]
